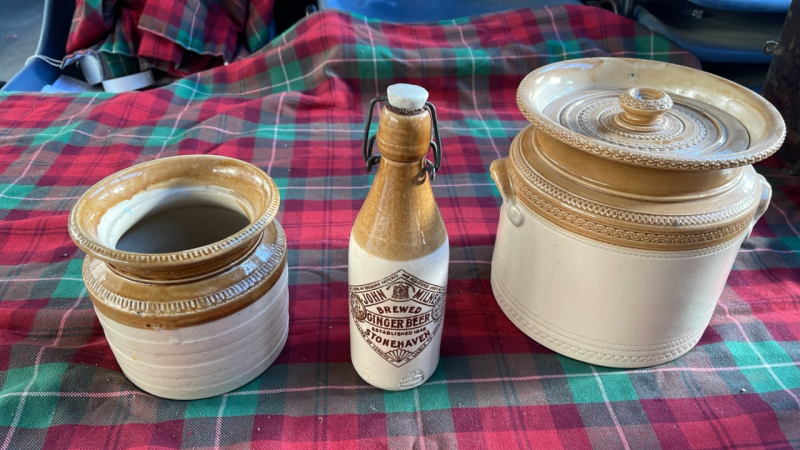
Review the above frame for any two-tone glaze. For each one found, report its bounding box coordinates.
[491,58,786,368]
[349,85,449,390]
[69,155,289,399]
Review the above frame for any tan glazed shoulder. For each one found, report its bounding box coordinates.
[352,107,447,261]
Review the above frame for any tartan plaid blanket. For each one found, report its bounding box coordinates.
[66,0,275,77]
[2,5,799,449]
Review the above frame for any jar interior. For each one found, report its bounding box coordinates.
[96,184,253,254]
[115,204,250,254]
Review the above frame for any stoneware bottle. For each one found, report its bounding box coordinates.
[349,84,448,391]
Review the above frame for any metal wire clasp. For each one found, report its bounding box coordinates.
[361,97,443,180]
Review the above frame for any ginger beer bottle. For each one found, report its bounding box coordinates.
[349,84,448,391]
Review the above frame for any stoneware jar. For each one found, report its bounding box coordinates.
[68,155,288,399]
[349,84,449,391]
[491,58,785,368]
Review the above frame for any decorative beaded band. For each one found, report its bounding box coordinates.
[508,129,758,250]
[84,222,288,329]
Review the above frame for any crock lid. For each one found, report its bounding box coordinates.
[517,58,786,170]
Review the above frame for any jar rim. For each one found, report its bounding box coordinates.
[68,155,280,270]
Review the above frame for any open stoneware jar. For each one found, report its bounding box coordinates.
[68,155,288,399]
[491,58,785,368]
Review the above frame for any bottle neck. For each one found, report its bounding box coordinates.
[372,157,429,189]
[376,107,432,163]
[351,105,446,261]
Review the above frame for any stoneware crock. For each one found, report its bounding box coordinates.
[68,155,288,399]
[490,57,786,368]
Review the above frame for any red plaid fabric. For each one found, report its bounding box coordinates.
[67,0,274,76]
[1,6,798,449]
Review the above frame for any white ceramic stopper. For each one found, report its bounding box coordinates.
[387,84,428,111]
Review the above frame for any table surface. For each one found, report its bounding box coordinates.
[1,6,798,449]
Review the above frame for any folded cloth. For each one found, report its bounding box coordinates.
[65,0,275,78]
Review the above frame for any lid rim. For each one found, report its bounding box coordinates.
[516,58,786,171]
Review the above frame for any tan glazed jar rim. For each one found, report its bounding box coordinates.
[68,155,280,271]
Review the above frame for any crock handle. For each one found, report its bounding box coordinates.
[745,174,772,242]
[490,158,524,226]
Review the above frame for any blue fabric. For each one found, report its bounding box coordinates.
[319,0,581,23]
[634,4,779,63]
[687,0,789,13]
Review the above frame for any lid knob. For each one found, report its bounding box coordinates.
[617,87,673,129]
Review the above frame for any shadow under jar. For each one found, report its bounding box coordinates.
[491,58,786,368]
[69,155,288,400]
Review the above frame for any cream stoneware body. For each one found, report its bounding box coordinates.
[349,85,449,390]
[69,155,288,399]
[491,58,786,368]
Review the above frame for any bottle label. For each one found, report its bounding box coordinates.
[349,270,446,367]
